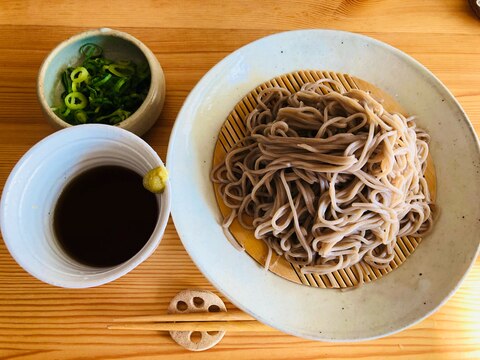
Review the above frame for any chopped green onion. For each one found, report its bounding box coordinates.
[113,78,129,93]
[70,66,89,83]
[79,43,103,58]
[74,110,88,124]
[64,92,88,110]
[59,107,71,118]
[95,109,131,124]
[106,64,135,78]
[71,81,85,92]
[61,71,73,93]
[92,73,112,87]
[52,44,150,126]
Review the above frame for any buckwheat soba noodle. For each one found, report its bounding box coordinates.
[211,79,434,280]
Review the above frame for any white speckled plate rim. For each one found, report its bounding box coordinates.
[167,29,480,342]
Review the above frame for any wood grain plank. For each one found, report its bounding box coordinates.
[0,0,478,36]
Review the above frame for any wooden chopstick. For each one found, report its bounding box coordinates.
[108,320,272,332]
[108,310,274,332]
[113,309,254,323]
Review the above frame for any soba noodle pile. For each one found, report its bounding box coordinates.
[211,79,434,277]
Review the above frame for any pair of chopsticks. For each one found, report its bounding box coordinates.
[108,309,273,332]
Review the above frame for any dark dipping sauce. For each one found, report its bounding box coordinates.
[54,165,159,267]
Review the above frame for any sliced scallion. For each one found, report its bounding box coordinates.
[79,43,103,58]
[53,43,150,126]
[70,66,89,83]
[64,92,88,110]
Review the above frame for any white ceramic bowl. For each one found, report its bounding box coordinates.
[37,28,166,137]
[0,124,171,288]
[167,30,480,341]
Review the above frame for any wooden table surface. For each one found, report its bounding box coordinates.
[0,1,479,359]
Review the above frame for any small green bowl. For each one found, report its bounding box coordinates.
[37,28,166,137]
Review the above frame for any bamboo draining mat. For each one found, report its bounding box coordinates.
[0,0,478,359]
[213,70,437,289]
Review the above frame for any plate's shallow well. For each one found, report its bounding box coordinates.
[168,30,480,341]
[212,70,437,289]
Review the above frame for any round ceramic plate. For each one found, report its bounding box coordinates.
[167,30,480,341]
